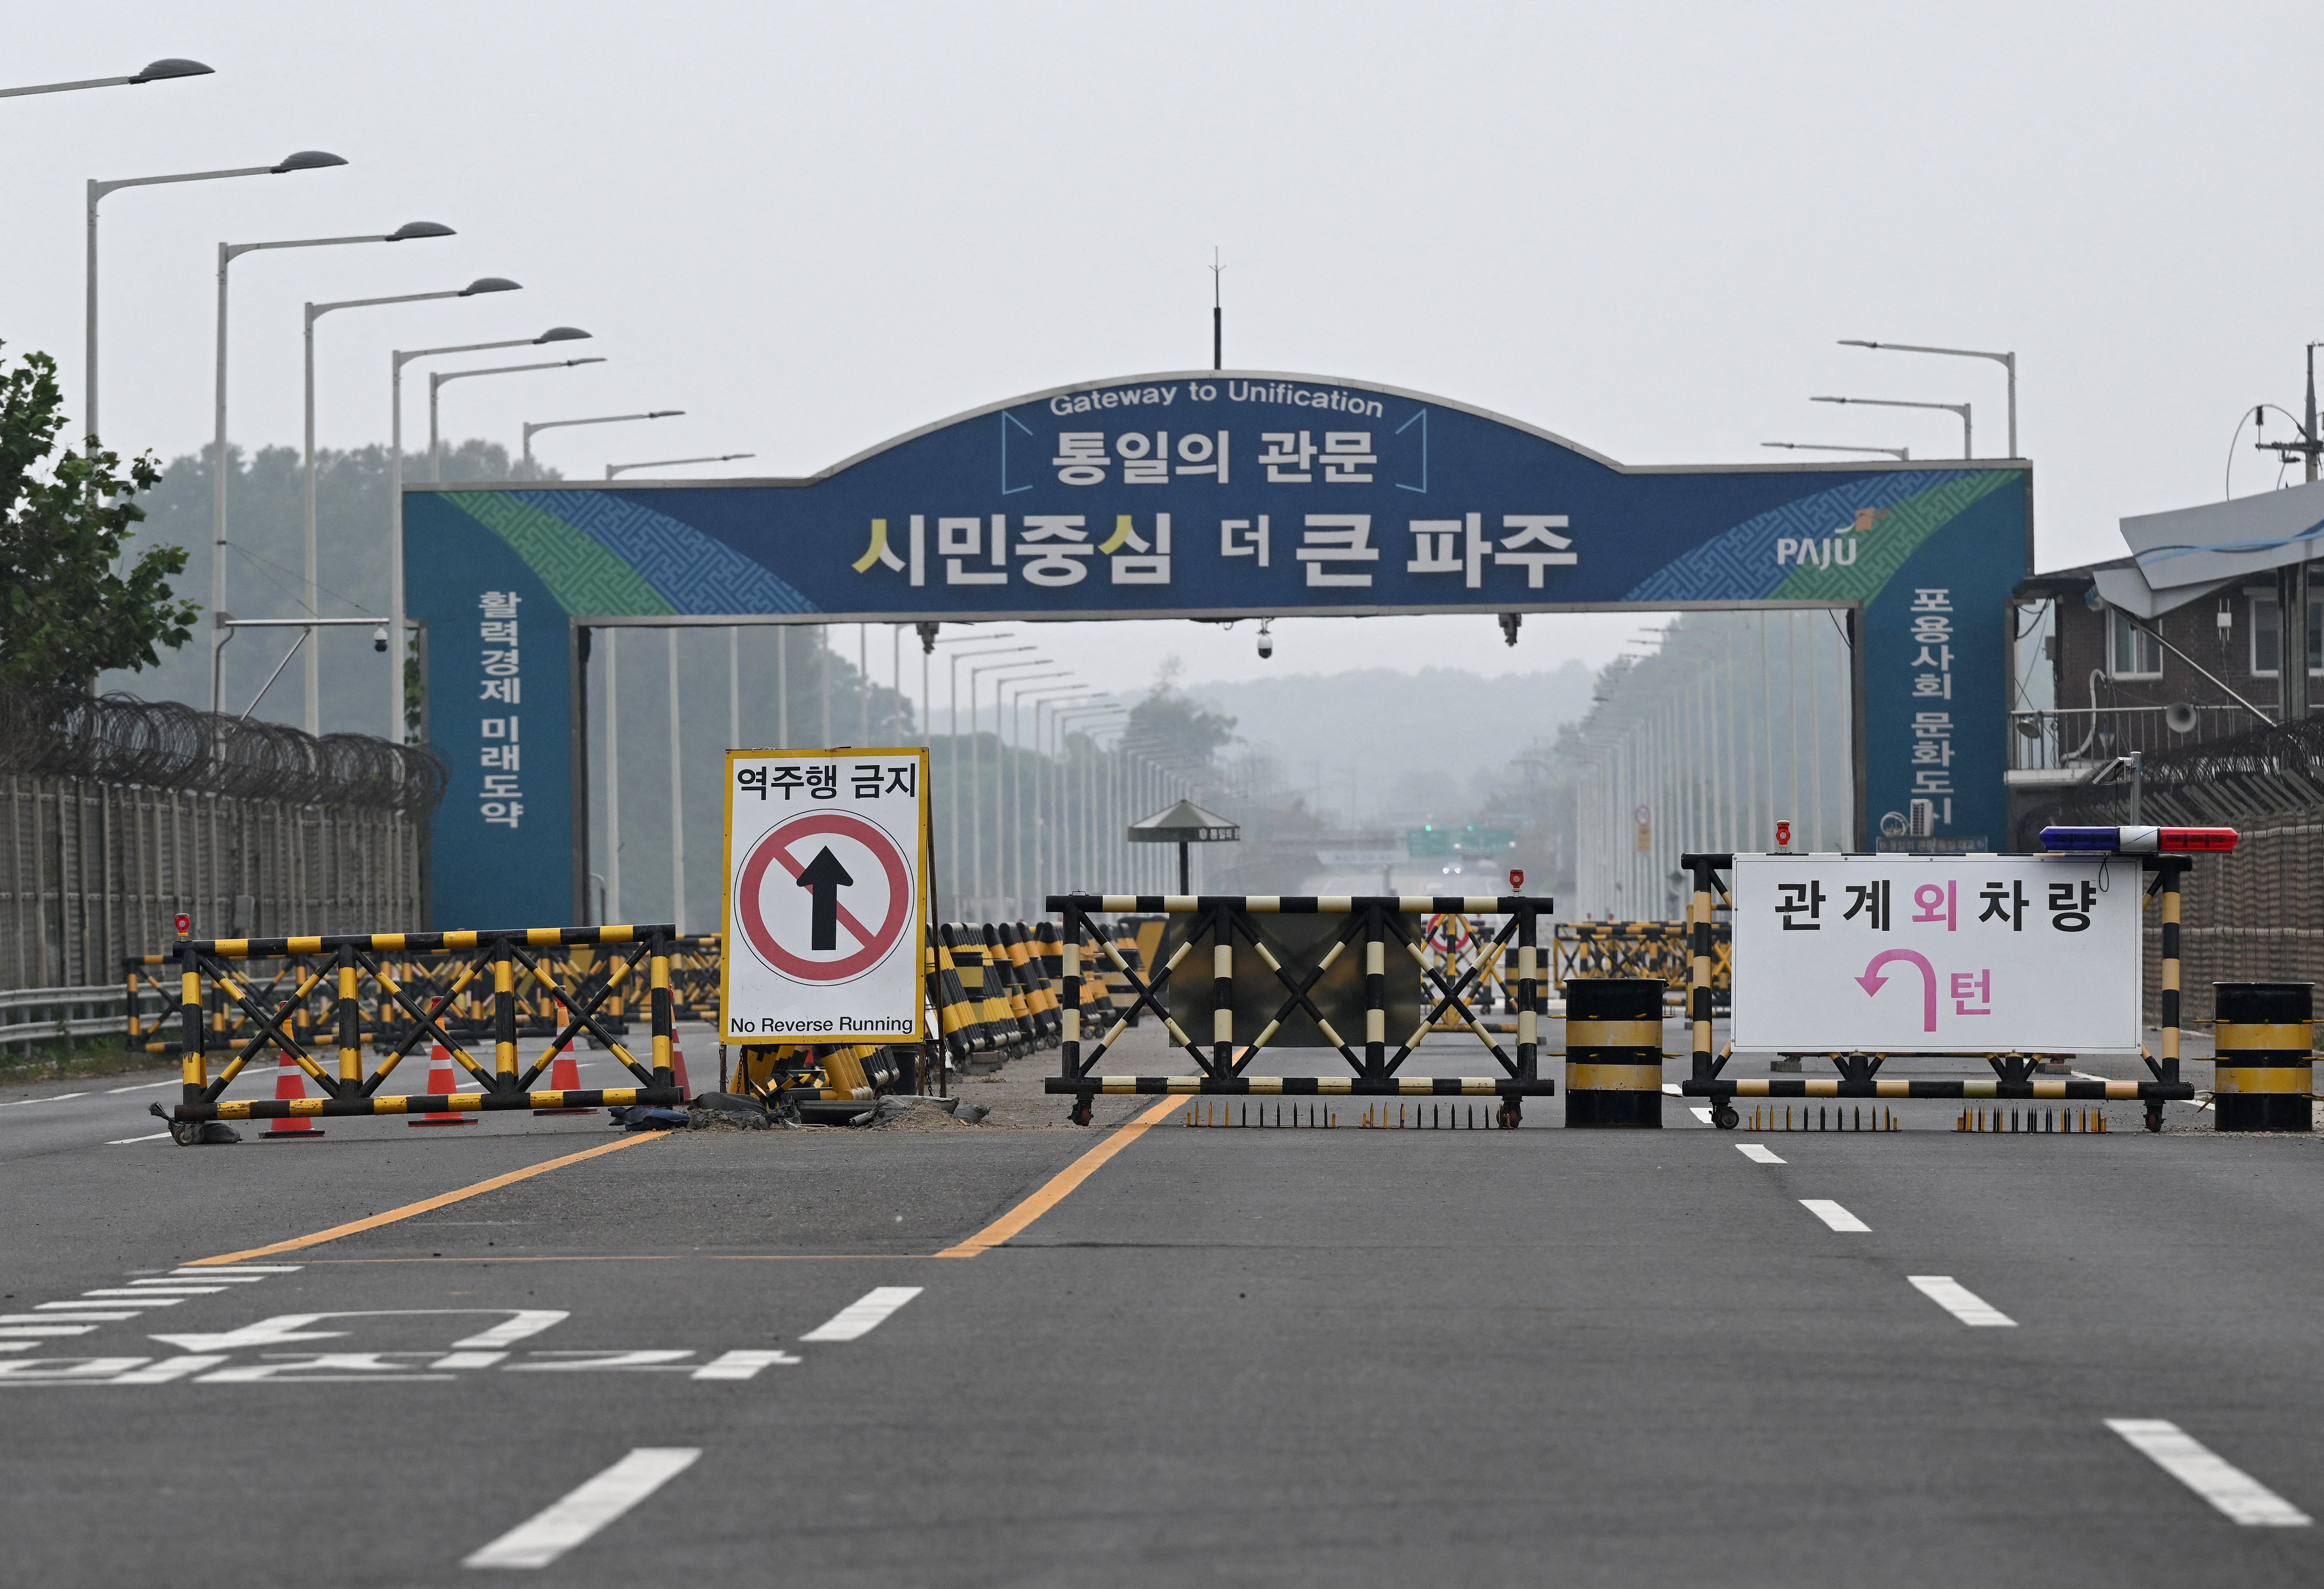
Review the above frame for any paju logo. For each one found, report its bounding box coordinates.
[1775,505,1888,569]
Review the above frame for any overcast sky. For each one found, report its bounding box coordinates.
[11,1,2323,703]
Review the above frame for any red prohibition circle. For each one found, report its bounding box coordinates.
[737,810,912,982]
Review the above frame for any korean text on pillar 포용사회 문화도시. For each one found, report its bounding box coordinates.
[1909,587,1954,827]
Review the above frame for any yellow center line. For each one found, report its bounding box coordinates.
[183,1134,665,1266]
[936,1095,1183,1258]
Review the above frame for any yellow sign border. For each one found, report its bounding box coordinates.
[718,746,931,1043]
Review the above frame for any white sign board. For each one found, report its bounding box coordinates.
[720,748,929,1042]
[1730,854,2141,1055]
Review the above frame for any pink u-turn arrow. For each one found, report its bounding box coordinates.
[1855,949,1938,1032]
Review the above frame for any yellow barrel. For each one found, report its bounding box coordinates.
[1566,978,1663,1128]
[2214,982,2312,1132]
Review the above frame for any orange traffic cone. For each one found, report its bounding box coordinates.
[669,1038,692,1099]
[533,1042,594,1116]
[260,1049,323,1141]
[408,1043,475,1127]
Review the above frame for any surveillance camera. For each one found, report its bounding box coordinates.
[1256,617,1274,660]
[371,624,389,653]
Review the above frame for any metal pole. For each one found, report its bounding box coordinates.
[211,241,229,714]
[728,627,740,749]
[668,629,686,933]
[430,374,443,482]
[604,629,621,921]
[820,624,832,747]
[302,303,320,736]
[85,180,100,446]
[777,625,788,749]
[388,351,404,739]
[858,623,869,744]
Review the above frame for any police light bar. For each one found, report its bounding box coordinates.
[2038,825,2238,854]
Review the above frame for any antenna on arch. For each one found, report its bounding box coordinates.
[1210,247,1225,372]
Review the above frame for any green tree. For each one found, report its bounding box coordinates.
[1126,657,1237,773]
[0,342,195,690]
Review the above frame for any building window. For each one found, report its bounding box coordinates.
[2109,608,2162,679]
[2248,597,2324,677]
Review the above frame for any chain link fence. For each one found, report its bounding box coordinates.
[0,687,445,990]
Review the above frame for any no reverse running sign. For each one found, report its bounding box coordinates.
[721,748,929,1042]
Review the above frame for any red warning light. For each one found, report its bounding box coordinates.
[172,912,191,937]
[1774,821,1793,848]
[1508,869,1525,891]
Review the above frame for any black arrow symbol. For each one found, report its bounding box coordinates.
[796,846,855,951]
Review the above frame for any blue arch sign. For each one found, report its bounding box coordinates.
[404,370,2030,926]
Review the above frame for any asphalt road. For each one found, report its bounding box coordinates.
[1,1021,2315,1587]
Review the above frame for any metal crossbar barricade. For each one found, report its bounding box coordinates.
[1045,893,1559,1127]
[156,924,684,1142]
[1553,920,1730,1010]
[1674,853,2198,1132]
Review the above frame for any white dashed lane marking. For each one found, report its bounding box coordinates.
[1736,1144,1785,1164]
[0,1093,88,1109]
[1907,1275,2016,1326]
[1799,1199,1869,1232]
[463,1447,702,1569]
[107,1132,170,1145]
[801,1287,923,1341]
[2107,1420,2312,1526]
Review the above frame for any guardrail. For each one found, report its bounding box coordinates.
[1673,853,2199,1132]
[1044,893,1559,1127]
[157,924,685,1141]
[0,983,165,1053]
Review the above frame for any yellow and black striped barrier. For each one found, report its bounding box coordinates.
[160,924,684,1141]
[1044,893,1557,1127]
[2213,982,2314,1132]
[1057,1074,1521,1096]
[1566,978,1663,1128]
[1725,1076,2147,1100]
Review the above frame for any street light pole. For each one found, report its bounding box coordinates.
[208,219,456,716]
[432,358,607,480]
[1810,395,1971,460]
[303,276,521,735]
[1009,683,1088,908]
[1839,340,2017,459]
[2,57,212,98]
[606,454,754,479]
[967,659,1052,912]
[1760,441,1910,461]
[523,411,682,471]
[89,147,346,447]
[1053,704,1124,886]
[944,641,1027,905]
[389,327,592,739]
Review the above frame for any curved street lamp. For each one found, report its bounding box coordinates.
[208,219,455,714]
[1810,395,1971,459]
[606,454,755,479]
[1,57,213,97]
[1761,441,1911,462]
[298,276,520,734]
[522,411,682,469]
[383,327,590,737]
[88,146,347,445]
